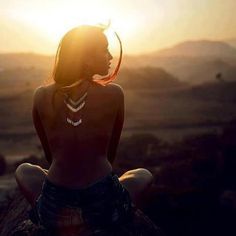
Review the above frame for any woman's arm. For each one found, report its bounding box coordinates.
[32,87,52,165]
[107,88,124,165]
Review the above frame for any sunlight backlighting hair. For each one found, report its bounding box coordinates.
[49,24,122,90]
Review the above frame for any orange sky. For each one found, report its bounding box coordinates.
[0,0,236,55]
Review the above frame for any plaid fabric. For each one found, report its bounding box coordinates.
[29,172,134,232]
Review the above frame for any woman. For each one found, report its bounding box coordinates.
[15,25,157,235]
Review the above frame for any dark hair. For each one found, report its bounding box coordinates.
[51,25,107,87]
[49,25,122,109]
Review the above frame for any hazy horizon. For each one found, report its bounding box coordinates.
[1,0,236,55]
[1,38,236,58]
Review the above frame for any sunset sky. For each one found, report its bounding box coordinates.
[1,0,236,55]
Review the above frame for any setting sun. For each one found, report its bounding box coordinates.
[6,1,139,55]
[1,0,236,55]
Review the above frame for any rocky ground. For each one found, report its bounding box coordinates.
[0,188,164,236]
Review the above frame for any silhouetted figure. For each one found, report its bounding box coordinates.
[14,25,160,235]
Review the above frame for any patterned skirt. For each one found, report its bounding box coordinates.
[29,172,163,236]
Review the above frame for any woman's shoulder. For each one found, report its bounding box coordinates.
[33,84,56,106]
[105,83,124,97]
[33,82,123,105]
[34,83,56,95]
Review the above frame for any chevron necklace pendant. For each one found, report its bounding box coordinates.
[64,92,88,127]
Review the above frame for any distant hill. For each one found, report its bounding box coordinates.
[172,80,236,103]
[153,40,236,58]
[122,40,236,84]
[123,56,236,85]
[1,39,236,85]
[224,38,236,49]
[162,58,236,84]
[0,53,53,70]
[118,67,184,89]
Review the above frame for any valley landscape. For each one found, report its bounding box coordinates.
[0,40,236,235]
[0,40,236,156]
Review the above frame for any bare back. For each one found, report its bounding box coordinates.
[32,80,124,188]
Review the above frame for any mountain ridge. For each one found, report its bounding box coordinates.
[151,40,236,58]
[1,39,236,85]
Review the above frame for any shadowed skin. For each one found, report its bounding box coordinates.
[15,27,153,211]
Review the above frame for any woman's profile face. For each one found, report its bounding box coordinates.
[88,35,113,76]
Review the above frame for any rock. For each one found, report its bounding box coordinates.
[0,189,164,236]
[0,189,31,235]
[0,174,17,205]
[220,190,236,209]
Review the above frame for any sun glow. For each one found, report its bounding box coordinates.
[2,0,236,55]
[8,1,138,55]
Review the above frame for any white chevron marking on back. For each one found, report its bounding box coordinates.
[64,101,85,112]
[66,118,82,126]
[68,92,87,106]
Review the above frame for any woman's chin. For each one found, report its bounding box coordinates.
[97,70,110,77]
